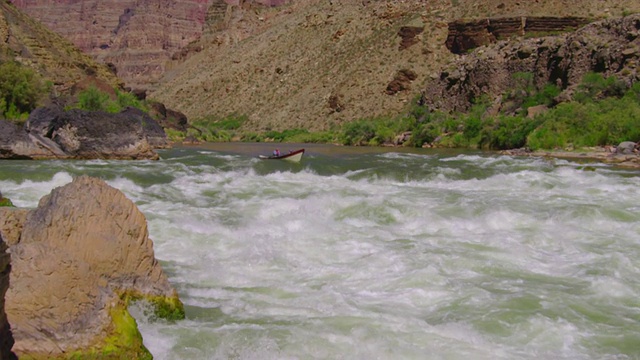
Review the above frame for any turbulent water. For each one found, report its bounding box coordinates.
[1,143,640,360]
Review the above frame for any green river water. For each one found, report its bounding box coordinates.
[1,142,639,359]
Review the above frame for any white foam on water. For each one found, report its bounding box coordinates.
[3,151,640,359]
[0,171,73,207]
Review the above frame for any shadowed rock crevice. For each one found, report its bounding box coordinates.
[0,233,17,360]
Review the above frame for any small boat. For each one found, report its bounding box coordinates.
[259,148,305,163]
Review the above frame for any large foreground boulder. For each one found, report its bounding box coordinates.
[3,176,184,358]
[0,106,168,160]
[0,233,17,360]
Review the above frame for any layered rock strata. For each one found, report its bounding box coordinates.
[446,16,591,54]
[11,0,290,90]
[0,2,122,95]
[424,14,640,113]
[3,176,184,358]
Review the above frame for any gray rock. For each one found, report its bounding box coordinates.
[616,141,637,154]
[1,107,167,160]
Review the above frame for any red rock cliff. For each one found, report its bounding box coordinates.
[11,0,288,91]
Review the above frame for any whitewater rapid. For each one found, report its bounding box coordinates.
[1,144,639,359]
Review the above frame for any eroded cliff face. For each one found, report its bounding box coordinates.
[11,0,289,90]
[446,16,591,54]
[422,14,640,113]
[10,0,640,131]
[0,2,122,94]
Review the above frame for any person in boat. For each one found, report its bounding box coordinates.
[273,149,281,156]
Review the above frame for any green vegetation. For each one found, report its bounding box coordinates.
[73,86,147,113]
[148,295,186,321]
[528,85,640,149]
[325,72,640,151]
[99,305,153,360]
[183,113,247,142]
[0,61,49,123]
[121,291,185,322]
[142,71,640,153]
[0,196,14,207]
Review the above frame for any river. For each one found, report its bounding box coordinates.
[1,143,639,359]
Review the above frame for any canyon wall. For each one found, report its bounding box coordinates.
[11,0,289,90]
[424,15,640,113]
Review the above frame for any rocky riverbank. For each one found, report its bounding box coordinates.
[0,106,168,160]
[502,142,640,168]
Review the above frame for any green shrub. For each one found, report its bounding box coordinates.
[265,128,310,142]
[0,61,48,121]
[165,128,186,142]
[117,90,146,111]
[407,111,448,147]
[75,86,147,113]
[77,86,111,111]
[241,132,265,142]
[480,114,541,150]
[341,119,376,145]
[526,90,640,150]
[502,72,560,111]
[574,72,627,103]
[189,113,248,142]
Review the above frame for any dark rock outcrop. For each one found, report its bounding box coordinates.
[386,69,418,95]
[0,233,17,360]
[398,26,424,50]
[0,106,168,160]
[424,14,640,113]
[148,102,189,132]
[4,176,184,358]
[446,16,591,54]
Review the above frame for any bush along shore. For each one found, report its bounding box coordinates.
[167,72,640,166]
[2,57,638,166]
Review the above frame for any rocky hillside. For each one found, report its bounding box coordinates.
[9,0,640,132]
[422,14,640,114]
[150,0,640,132]
[0,2,122,96]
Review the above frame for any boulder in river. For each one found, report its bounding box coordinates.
[2,176,184,358]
